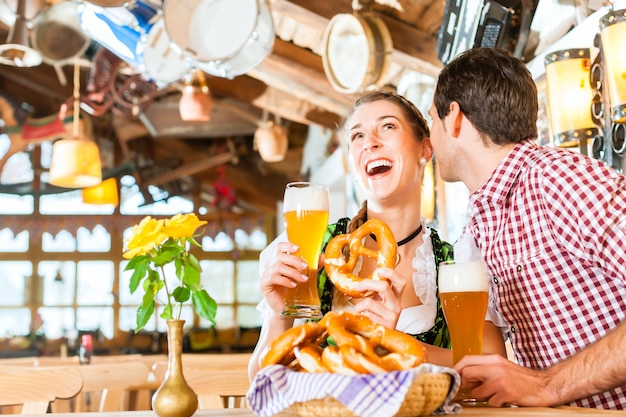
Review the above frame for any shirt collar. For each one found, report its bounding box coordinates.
[469,139,537,209]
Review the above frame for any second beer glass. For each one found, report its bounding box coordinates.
[439,259,489,404]
[281,182,329,319]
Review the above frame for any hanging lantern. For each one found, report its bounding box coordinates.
[49,139,102,188]
[83,177,119,206]
[179,70,213,122]
[49,58,102,188]
[599,9,626,124]
[544,48,599,148]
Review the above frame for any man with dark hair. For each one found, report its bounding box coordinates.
[428,47,626,409]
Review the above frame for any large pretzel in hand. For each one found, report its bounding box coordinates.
[324,219,397,297]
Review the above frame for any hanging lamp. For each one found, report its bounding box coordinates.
[254,104,288,163]
[179,69,213,122]
[49,59,102,188]
[82,177,119,206]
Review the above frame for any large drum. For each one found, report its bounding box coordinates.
[78,0,188,86]
[163,0,274,79]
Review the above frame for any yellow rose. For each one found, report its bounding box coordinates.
[123,216,168,259]
[163,213,207,239]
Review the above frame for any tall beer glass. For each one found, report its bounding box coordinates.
[281,182,329,319]
[439,259,489,404]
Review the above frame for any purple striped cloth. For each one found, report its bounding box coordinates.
[246,363,461,417]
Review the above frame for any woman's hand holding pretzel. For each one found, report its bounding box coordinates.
[351,266,406,329]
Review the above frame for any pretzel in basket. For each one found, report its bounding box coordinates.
[261,311,427,374]
[324,219,397,297]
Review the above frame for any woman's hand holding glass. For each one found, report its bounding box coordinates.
[259,241,311,315]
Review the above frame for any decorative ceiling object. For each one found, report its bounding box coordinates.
[179,70,213,122]
[83,177,119,206]
[164,0,275,79]
[254,107,288,163]
[31,0,90,85]
[77,0,187,86]
[0,0,42,67]
[321,0,392,93]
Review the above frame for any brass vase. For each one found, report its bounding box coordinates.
[152,320,198,417]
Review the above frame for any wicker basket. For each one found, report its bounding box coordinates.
[289,372,452,417]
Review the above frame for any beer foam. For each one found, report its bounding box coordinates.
[283,184,329,212]
[438,261,489,293]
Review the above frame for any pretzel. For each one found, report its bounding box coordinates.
[324,311,427,363]
[261,322,326,368]
[261,311,427,375]
[324,219,398,297]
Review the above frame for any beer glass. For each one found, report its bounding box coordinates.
[439,259,489,404]
[281,182,329,319]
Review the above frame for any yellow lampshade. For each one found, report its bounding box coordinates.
[544,49,599,148]
[83,177,119,206]
[49,138,102,188]
[599,9,626,124]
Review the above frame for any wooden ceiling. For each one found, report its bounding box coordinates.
[0,0,579,216]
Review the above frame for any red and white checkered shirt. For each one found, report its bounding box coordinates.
[461,140,626,409]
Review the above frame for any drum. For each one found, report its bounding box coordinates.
[163,0,274,79]
[322,11,392,93]
[78,0,188,86]
[138,17,189,85]
[31,1,91,67]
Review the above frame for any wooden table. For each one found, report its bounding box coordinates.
[8,406,625,417]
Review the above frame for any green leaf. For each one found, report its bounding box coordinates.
[188,253,202,272]
[136,293,155,332]
[127,257,150,294]
[160,302,173,320]
[152,243,181,266]
[182,262,200,287]
[125,255,149,271]
[192,289,217,327]
[172,286,191,303]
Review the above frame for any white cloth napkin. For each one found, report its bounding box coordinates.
[247,363,462,417]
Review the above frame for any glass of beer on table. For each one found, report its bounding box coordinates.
[281,182,329,319]
[439,259,489,404]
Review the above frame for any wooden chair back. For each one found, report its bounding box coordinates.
[151,354,251,409]
[0,366,83,414]
[76,360,152,412]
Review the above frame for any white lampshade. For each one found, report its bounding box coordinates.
[49,139,102,188]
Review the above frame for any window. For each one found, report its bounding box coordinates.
[0,174,270,353]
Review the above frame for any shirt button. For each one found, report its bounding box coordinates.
[510,326,516,334]
[516,265,523,272]
[492,277,499,285]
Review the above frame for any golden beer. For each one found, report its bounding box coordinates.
[440,291,489,364]
[281,182,329,319]
[439,260,489,404]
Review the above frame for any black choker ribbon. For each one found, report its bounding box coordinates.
[371,223,423,247]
